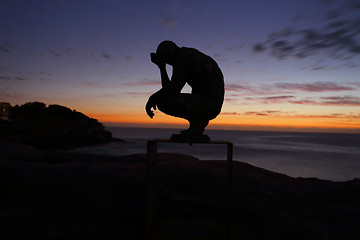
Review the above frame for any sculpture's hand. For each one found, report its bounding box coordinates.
[145,95,157,119]
[150,53,165,68]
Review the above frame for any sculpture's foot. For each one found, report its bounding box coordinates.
[170,132,210,143]
[170,119,210,143]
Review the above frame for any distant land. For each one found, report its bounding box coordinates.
[0,101,121,149]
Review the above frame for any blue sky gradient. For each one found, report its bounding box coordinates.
[1,0,360,132]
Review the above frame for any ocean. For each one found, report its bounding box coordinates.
[72,127,360,182]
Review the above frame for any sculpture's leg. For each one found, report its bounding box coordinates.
[172,118,209,142]
[157,93,218,141]
[181,118,209,136]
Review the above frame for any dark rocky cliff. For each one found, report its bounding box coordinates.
[0,101,113,149]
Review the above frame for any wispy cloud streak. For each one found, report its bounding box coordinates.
[276,82,354,92]
[289,95,360,106]
[158,17,177,27]
[245,95,295,104]
[221,111,360,119]
[226,82,355,97]
[0,42,11,53]
[126,92,152,96]
[253,0,360,64]
[125,79,160,87]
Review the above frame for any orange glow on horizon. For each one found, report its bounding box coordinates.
[87,111,188,125]
[87,111,360,133]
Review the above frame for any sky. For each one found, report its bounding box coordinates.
[1,0,360,133]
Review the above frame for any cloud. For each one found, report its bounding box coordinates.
[292,113,360,119]
[51,50,62,57]
[289,95,360,106]
[125,79,160,87]
[245,111,266,116]
[0,76,12,81]
[63,47,74,57]
[224,98,239,103]
[0,42,10,53]
[253,43,265,53]
[253,1,360,63]
[14,77,27,81]
[348,82,360,88]
[275,82,354,92]
[320,95,360,106]
[125,92,150,96]
[232,83,358,106]
[157,17,177,27]
[50,47,76,58]
[82,81,106,88]
[288,100,318,105]
[244,111,283,116]
[98,93,119,98]
[0,70,55,83]
[221,110,360,119]
[226,46,237,51]
[82,81,120,88]
[225,81,354,100]
[102,52,112,59]
[245,95,295,104]
[225,83,252,92]
[225,83,272,95]
[311,65,327,71]
[0,75,27,81]
[222,110,292,117]
[81,81,125,88]
[213,53,227,62]
[221,112,241,115]
[225,81,356,104]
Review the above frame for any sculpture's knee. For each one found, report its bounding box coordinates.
[156,94,176,116]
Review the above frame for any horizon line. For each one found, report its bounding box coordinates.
[102,121,360,134]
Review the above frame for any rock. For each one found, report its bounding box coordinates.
[0,101,115,149]
[0,151,359,239]
[0,140,44,160]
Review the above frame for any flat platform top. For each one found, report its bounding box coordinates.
[148,139,233,145]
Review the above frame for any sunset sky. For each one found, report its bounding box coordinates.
[1,0,360,132]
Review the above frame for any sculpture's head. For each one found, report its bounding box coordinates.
[156,40,179,66]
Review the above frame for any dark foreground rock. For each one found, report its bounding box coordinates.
[1,141,359,240]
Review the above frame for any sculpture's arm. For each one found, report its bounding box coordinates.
[146,53,186,119]
[167,67,186,93]
[151,52,170,87]
[145,72,185,119]
[145,94,157,119]
[159,65,170,88]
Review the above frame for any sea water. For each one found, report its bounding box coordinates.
[73,127,360,181]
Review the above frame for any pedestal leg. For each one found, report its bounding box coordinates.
[227,143,233,239]
[145,141,157,235]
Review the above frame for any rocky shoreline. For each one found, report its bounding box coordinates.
[1,140,359,240]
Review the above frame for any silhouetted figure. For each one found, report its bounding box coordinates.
[146,41,224,141]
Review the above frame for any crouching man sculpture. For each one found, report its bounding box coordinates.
[145,40,224,142]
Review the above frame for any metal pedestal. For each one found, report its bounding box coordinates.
[145,139,233,240]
